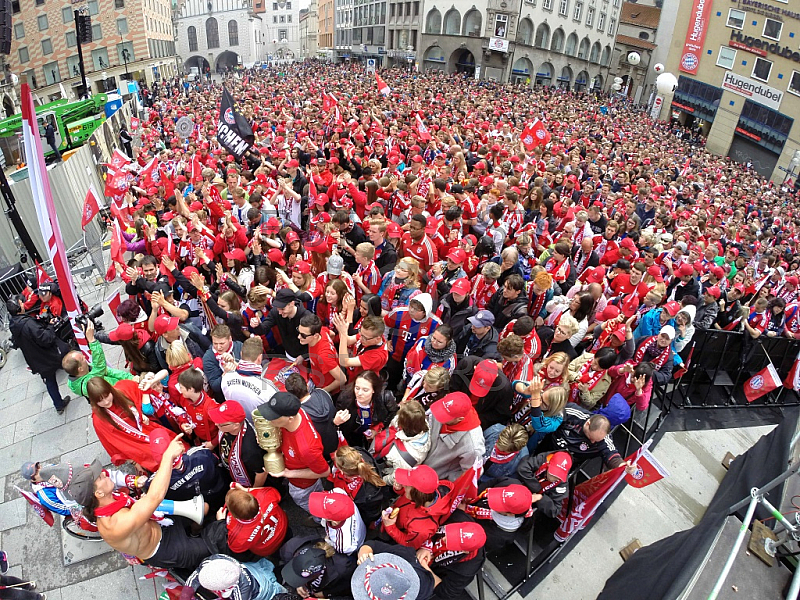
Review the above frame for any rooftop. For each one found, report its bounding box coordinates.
[620,2,662,29]
[616,34,658,51]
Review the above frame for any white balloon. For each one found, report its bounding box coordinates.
[654,63,665,73]
[627,52,641,66]
[656,72,678,95]
[614,76,624,84]
[611,83,622,91]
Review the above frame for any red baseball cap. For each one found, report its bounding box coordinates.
[386,221,402,239]
[154,314,180,337]
[149,429,172,461]
[647,265,664,282]
[395,465,439,494]
[182,266,200,279]
[108,322,136,342]
[208,400,246,424]
[677,263,694,277]
[787,276,800,286]
[706,286,721,299]
[267,248,286,266]
[733,283,746,293]
[710,265,725,279]
[443,523,487,552]
[599,305,620,322]
[547,451,572,482]
[223,248,247,262]
[304,236,329,252]
[425,217,438,235]
[286,159,300,168]
[293,260,311,274]
[469,360,498,397]
[430,392,472,423]
[586,266,606,284]
[450,278,471,296]
[620,238,636,250]
[261,217,281,234]
[663,301,682,317]
[487,484,533,514]
[308,491,355,521]
[446,248,467,264]
[285,231,300,244]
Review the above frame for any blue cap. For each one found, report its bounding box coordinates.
[468,310,495,328]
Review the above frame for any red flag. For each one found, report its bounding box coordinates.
[530,119,550,147]
[416,113,431,142]
[130,117,140,131]
[35,261,52,287]
[191,155,204,184]
[427,461,480,520]
[784,351,800,392]
[104,164,131,197]
[81,185,101,230]
[21,83,90,356]
[322,92,338,113]
[680,156,692,177]
[15,486,54,527]
[521,122,538,151]
[554,463,626,542]
[624,448,669,488]
[138,156,158,187]
[106,288,122,323]
[744,363,781,402]
[308,170,318,203]
[376,73,391,97]
[109,148,131,169]
[105,221,126,282]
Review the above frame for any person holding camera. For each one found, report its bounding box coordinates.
[62,320,134,400]
[6,296,72,414]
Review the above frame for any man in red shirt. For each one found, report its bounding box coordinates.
[608,262,649,302]
[332,314,388,379]
[221,483,288,558]
[297,314,347,394]
[257,392,331,515]
[401,213,439,273]
[176,367,219,447]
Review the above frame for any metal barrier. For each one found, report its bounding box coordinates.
[666,328,800,408]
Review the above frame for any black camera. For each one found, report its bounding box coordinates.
[75,304,105,330]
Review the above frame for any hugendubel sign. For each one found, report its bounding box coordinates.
[721,71,784,111]
[679,0,713,75]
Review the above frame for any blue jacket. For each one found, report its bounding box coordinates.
[634,308,675,341]
[203,340,243,402]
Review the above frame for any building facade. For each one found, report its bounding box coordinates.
[334,0,354,61]
[264,0,302,61]
[611,1,660,103]
[299,2,319,59]
[175,0,264,73]
[418,0,620,86]
[660,0,800,182]
[9,0,178,103]
[318,0,335,56]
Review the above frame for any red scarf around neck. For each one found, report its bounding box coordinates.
[440,408,481,435]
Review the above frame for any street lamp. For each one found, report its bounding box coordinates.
[101,70,108,92]
[651,71,678,120]
[625,51,640,97]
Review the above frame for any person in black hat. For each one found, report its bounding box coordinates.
[280,538,354,599]
[6,296,71,415]
[257,392,330,514]
[252,288,309,361]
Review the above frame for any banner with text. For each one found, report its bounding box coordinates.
[721,71,784,111]
[679,0,713,74]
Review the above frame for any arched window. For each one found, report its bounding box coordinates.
[565,32,578,55]
[577,36,590,59]
[601,45,611,66]
[550,28,565,52]
[206,17,219,49]
[589,41,601,63]
[534,23,550,49]
[188,26,197,52]
[462,8,482,36]
[228,20,238,46]
[517,18,533,45]
[443,8,461,35]
[425,8,442,34]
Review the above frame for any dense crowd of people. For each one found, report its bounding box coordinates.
[7,61,800,600]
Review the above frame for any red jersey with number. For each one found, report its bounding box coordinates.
[400,233,439,273]
[226,487,287,556]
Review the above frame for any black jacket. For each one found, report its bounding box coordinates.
[336,385,398,448]
[375,241,398,275]
[516,451,570,519]
[9,314,69,375]
[437,294,477,335]
[457,325,500,360]
[486,290,528,331]
[449,355,512,428]
[665,277,701,303]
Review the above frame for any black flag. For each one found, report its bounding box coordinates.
[217,87,254,160]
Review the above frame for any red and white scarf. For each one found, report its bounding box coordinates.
[221,422,252,486]
[329,466,364,499]
[634,335,671,370]
[545,257,570,283]
[106,405,148,443]
[570,360,606,402]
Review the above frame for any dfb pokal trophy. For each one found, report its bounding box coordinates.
[252,408,285,475]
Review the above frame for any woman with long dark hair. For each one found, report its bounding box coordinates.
[86,377,177,473]
[335,370,398,448]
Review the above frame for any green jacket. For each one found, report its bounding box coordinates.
[68,340,133,398]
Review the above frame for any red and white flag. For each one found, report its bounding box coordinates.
[554,462,626,542]
[521,121,541,151]
[81,184,102,230]
[105,220,127,282]
[322,92,338,113]
[416,113,431,142]
[624,447,670,488]
[530,118,550,147]
[106,287,122,323]
[191,155,204,184]
[680,156,692,177]
[104,164,131,197]
[784,351,800,392]
[35,260,52,287]
[137,156,159,187]
[130,117,140,131]
[744,363,782,402]
[109,148,131,169]
[376,73,391,97]
[15,486,54,527]
[21,83,90,356]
